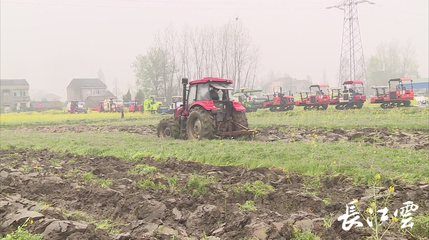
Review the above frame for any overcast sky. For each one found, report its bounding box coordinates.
[1,0,428,99]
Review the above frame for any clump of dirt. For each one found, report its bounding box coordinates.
[254,126,429,150]
[18,124,157,135]
[1,148,428,240]
[16,124,429,150]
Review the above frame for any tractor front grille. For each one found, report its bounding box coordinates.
[310,96,316,103]
[389,92,397,100]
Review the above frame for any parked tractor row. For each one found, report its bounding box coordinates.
[230,78,415,112]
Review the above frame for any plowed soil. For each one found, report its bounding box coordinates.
[17,125,429,150]
[1,148,428,240]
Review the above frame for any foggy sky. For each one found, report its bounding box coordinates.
[1,0,428,100]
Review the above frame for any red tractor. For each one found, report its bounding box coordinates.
[90,101,105,112]
[157,77,254,140]
[370,86,388,104]
[299,84,330,110]
[129,99,143,112]
[262,86,294,111]
[295,92,309,107]
[378,78,414,109]
[332,80,366,110]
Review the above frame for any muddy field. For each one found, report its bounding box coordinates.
[1,148,428,240]
[16,124,429,150]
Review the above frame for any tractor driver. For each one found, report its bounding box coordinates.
[210,87,220,100]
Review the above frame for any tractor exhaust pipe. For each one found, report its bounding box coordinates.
[180,78,188,132]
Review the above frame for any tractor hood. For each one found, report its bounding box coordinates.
[210,82,234,90]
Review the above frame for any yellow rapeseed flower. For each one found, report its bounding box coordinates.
[370,202,376,208]
[392,216,398,222]
[30,219,33,225]
[388,186,395,193]
[375,174,381,180]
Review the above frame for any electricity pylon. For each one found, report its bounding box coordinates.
[328,0,374,86]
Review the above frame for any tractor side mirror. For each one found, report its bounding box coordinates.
[182,78,188,84]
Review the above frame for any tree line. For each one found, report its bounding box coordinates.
[132,20,260,103]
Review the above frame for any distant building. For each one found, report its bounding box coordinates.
[85,91,116,108]
[0,79,31,113]
[66,78,107,102]
[261,77,312,95]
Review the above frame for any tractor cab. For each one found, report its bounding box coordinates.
[295,92,309,106]
[169,96,183,114]
[262,86,294,111]
[129,99,143,112]
[387,78,414,101]
[309,84,330,103]
[157,77,254,140]
[377,78,414,108]
[232,88,265,112]
[330,87,342,105]
[370,86,388,104]
[343,80,365,100]
[67,100,87,114]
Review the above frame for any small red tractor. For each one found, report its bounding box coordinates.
[90,101,105,112]
[157,77,254,140]
[129,99,143,112]
[295,92,309,107]
[262,86,294,111]
[370,86,388,104]
[378,78,414,109]
[331,80,366,110]
[298,84,330,110]
[67,101,87,114]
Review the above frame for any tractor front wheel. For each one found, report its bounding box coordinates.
[356,102,364,109]
[157,118,180,139]
[186,107,215,140]
[404,100,411,107]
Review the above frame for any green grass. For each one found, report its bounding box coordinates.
[1,106,428,130]
[1,130,428,184]
[187,174,216,194]
[127,164,157,175]
[247,106,429,129]
[234,180,275,199]
[81,172,113,188]
[0,218,42,240]
[237,200,257,212]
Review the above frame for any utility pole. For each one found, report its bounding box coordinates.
[328,0,374,87]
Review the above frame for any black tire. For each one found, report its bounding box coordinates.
[157,118,180,139]
[186,107,215,140]
[356,102,364,109]
[232,110,249,130]
[381,103,387,109]
[321,104,328,110]
[304,106,309,111]
[269,107,276,112]
[288,105,294,110]
[404,100,411,107]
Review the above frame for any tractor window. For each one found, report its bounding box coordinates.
[188,85,197,105]
[196,83,210,100]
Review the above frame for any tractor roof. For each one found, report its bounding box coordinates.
[310,84,329,88]
[389,78,412,82]
[343,80,363,85]
[371,86,388,89]
[189,77,233,85]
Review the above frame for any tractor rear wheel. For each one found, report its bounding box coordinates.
[321,104,328,110]
[232,110,249,130]
[186,107,215,140]
[157,118,180,139]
